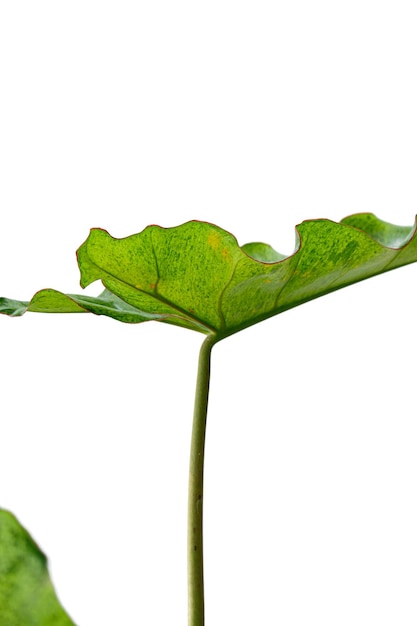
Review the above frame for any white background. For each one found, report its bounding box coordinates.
[1,2,417,625]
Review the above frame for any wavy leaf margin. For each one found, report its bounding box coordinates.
[1,213,416,339]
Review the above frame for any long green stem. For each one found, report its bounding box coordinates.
[188,334,216,626]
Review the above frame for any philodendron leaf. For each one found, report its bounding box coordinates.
[0,509,75,625]
[1,213,416,338]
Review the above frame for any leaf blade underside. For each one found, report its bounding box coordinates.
[0,509,76,626]
[1,213,416,338]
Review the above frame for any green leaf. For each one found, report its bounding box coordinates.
[0,509,76,625]
[1,214,416,339]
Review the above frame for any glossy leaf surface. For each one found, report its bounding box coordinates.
[1,213,416,338]
[0,509,75,625]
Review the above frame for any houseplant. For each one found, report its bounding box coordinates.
[1,212,416,625]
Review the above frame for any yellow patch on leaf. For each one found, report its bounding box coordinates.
[207,232,222,249]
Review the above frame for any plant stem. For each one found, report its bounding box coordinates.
[188,334,216,626]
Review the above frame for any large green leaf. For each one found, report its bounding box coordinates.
[1,213,416,339]
[0,509,76,625]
